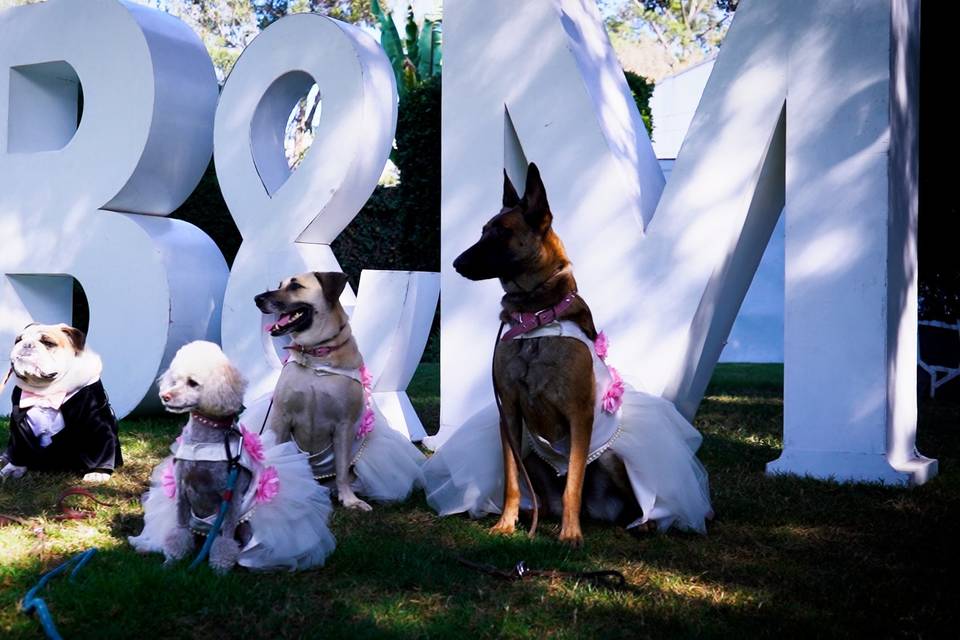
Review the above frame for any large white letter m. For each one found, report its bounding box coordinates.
[439,0,932,486]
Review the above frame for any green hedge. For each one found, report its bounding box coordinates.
[624,70,654,135]
[333,75,441,282]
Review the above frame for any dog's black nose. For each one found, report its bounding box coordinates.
[254,292,268,305]
[452,253,468,276]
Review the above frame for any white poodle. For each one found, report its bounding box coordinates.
[129,341,337,573]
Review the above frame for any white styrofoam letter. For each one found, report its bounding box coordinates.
[0,0,227,417]
[439,0,932,485]
[216,14,438,440]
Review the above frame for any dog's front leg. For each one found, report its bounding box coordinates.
[162,462,195,564]
[333,420,372,511]
[209,473,249,574]
[559,412,592,548]
[491,405,523,535]
[267,399,294,443]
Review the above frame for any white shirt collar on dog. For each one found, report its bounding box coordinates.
[285,351,363,383]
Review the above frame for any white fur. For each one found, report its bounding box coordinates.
[209,536,241,575]
[159,341,246,416]
[11,325,102,399]
[163,526,195,564]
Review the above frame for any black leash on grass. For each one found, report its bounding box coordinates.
[455,556,638,593]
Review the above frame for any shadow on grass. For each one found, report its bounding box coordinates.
[2,364,959,638]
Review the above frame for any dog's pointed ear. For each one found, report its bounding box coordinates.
[314,272,349,306]
[503,169,521,208]
[522,162,552,233]
[60,325,86,353]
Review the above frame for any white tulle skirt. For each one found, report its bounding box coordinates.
[353,405,426,502]
[239,394,425,504]
[423,388,713,534]
[128,433,337,571]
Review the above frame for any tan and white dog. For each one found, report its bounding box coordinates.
[1,323,121,482]
[253,272,424,511]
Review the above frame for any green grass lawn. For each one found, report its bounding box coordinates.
[1,363,957,638]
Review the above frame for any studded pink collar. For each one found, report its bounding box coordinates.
[501,290,578,341]
[190,412,237,429]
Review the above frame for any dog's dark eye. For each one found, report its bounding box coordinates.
[287,282,304,291]
[14,336,22,344]
[40,338,56,348]
[186,378,199,388]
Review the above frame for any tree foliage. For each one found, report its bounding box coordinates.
[148,0,261,81]
[604,0,736,77]
[623,70,654,135]
[252,0,373,29]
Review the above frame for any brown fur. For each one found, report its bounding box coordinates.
[454,163,634,546]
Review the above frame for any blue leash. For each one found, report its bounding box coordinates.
[21,548,97,640]
[187,427,244,571]
[187,465,240,571]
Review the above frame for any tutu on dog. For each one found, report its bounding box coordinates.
[240,384,425,506]
[128,341,336,572]
[424,322,713,534]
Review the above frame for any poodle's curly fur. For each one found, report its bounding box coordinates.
[159,341,250,574]
[158,341,246,416]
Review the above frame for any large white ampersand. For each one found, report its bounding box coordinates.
[216,14,439,441]
[0,0,227,417]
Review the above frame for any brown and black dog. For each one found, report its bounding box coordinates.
[454,163,639,547]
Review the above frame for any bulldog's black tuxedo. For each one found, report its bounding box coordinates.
[5,381,122,474]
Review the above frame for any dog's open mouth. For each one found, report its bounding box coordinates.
[266,305,313,337]
[12,359,58,384]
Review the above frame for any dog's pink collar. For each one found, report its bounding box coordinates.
[190,412,237,429]
[501,290,578,341]
[284,343,339,358]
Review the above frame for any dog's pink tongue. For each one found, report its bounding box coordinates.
[265,313,295,333]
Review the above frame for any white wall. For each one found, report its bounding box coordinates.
[654,60,785,363]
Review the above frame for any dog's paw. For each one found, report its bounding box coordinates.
[340,494,373,512]
[0,463,27,480]
[82,472,111,484]
[209,536,240,575]
[558,525,584,548]
[489,517,517,536]
[629,520,658,535]
[162,527,195,563]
